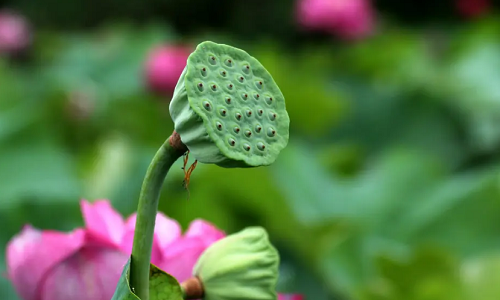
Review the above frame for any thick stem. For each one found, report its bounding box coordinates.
[129,132,187,300]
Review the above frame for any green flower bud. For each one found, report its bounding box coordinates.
[169,41,290,168]
[193,227,279,300]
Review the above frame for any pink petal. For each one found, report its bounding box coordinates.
[6,225,85,300]
[119,212,181,265]
[80,199,125,247]
[144,45,191,95]
[184,219,225,247]
[278,294,304,300]
[39,246,128,300]
[152,212,182,250]
[156,236,208,283]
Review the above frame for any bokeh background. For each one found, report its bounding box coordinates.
[1,0,500,299]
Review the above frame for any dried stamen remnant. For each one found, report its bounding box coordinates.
[182,151,198,200]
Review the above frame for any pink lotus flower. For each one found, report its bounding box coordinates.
[456,0,491,19]
[6,199,225,300]
[144,44,192,96]
[296,0,375,40]
[0,10,31,55]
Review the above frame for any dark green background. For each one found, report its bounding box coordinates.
[1,1,500,299]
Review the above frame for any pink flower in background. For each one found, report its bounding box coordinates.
[6,225,127,300]
[0,10,31,55]
[6,199,225,300]
[144,45,192,96]
[278,294,304,300]
[296,0,375,40]
[456,0,491,19]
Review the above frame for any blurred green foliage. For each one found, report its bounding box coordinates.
[1,3,500,300]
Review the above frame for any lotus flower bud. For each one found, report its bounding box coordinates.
[193,227,279,300]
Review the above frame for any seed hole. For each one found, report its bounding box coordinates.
[267,127,276,137]
[246,110,252,117]
[242,64,251,74]
[202,101,212,111]
[234,127,240,134]
[201,68,207,76]
[209,55,217,65]
[241,93,248,100]
[228,138,236,146]
[220,109,227,117]
[265,96,274,105]
[228,84,233,90]
[225,59,233,67]
[257,142,266,151]
[225,97,232,104]
[258,109,264,116]
[269,112,277,121]
[197,83,204,91]
[216,122,223,131]
[255,125,262,133]
[255,81,263,89]
[235,113,242,121]
[211,84,217,91]
[243,143,251,151]
[238,76,244,83]
[220,70,227,77]
[245,130,252,137]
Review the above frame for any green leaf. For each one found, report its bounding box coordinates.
[112,258,183,300]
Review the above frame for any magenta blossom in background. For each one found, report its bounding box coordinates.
[144,44,192,96]
[296,0,375,40]
[6,199,225,300]
[456,0,491,19]
[0,10,31,55]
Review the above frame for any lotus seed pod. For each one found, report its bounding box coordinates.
[193,227,279,300]
[169,41,290,168]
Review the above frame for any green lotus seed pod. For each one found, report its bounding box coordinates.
[193,227,279,300]
[169,41,290,168]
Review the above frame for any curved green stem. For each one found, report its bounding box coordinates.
[129,136,186,300]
